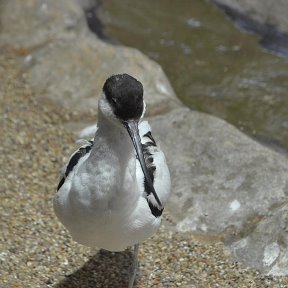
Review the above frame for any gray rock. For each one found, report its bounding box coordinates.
[230,203,288,275]
[0,0,180,116]
[212,0,288,34]
[149,107,288,275]
[24,37,179,116]
[0,0,86,49]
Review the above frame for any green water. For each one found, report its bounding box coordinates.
[99,0,288,151]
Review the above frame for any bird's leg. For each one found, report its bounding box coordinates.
[128,243,139,288]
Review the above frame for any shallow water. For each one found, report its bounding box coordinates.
[99,0,288,151]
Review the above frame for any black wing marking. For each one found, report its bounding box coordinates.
[56,177,65,191]
[57,140,93,191]
[142,132,164,218]
[144,131,157,147]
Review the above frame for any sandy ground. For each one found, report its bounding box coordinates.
[1,51,288,288]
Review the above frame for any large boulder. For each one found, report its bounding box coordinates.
[0,0,86,49]
[212,0,288,34]
[149,107,288,275]
[0,0,180,116]
[212,0,288,56]
[22,37,179,116]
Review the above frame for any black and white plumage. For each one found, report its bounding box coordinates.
[53,74,171,287]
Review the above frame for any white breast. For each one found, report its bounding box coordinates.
[53,120,170,251]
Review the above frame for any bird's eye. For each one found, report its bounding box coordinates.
[111,97,117,105]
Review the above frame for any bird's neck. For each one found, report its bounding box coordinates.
[84,110,137,199]
[90,110,135,162]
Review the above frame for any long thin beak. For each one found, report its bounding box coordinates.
[124,120,163,208]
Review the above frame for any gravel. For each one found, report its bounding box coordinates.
[1,51,288,288]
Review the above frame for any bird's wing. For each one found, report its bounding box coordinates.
[139,121,171,217]
[57,139,94,191]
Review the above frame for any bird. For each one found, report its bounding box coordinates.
[53,73,171,287]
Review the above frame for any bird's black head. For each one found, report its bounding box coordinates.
[103,74,144,121]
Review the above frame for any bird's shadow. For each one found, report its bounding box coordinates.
[55,249,134,288]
